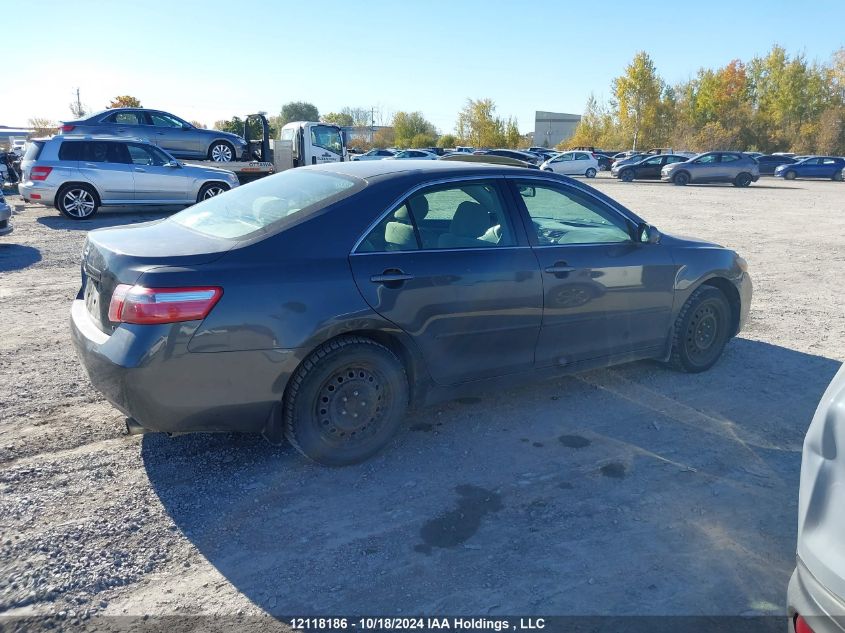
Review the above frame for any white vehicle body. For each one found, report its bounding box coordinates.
[385,149,438,160]
[273,121,346,172]
[352,148,396,161]
[9,137,26,155]
[541,151,600,177]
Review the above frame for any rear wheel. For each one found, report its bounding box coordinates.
[197,182,229,203]
[208,141,235,162]
[57,184,99,219]
[585,167,597,178]
[668,286,731,373]
[673,171,690,186]
[284,336,409,466]
[784,170,797,180]
[734,172,753,187]
[620,169,635,182]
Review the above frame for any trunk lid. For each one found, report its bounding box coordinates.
[81,219,234,333]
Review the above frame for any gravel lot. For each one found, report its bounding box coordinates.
[1,174,843,627]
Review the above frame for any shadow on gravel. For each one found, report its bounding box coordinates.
[37,210,171,231]
[143,338,840,617]
[0,244,42,271]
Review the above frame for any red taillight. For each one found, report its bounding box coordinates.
[31,166,53,181]
[61,124,76,132]
[108,285,223,325]
[795,615,815,633]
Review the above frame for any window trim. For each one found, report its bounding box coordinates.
[505,176,638,248]
[351,174,528,255]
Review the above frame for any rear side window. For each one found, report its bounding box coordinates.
[77,141,131,164]
[59,141,85,161]
[103,111,141,125]
[171,169,359,240]
[23,141,45,161]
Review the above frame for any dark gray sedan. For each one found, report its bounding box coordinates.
[60,108,248,162]
[70,161,752,465]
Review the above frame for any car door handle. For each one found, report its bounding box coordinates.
[370,271,415,284]
[83,162,97,167]
[544,263,577,273]
[115,128,126,133]
[134,167,146,172]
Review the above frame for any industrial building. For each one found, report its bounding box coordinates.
[532,111,581,148]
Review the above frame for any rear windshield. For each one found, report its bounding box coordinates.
[170,169,361,240]
[23,141,44,161]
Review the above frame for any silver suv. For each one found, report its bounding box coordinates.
[60,108,248,162]
[20,136,240,219]
[661,152,760,187]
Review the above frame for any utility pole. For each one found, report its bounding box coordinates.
[371,106,375,144]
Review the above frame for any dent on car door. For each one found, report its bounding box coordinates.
[509,178,678,365]
[348,179,543,386]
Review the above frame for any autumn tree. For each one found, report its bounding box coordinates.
[456,98,509,147]
[322,112,354,126]
[107,95,142,109]
[279,102,319,125]
[437,133,457,148]
[28,118,58,136]
[392,111,437,147]
[612,51,664,150]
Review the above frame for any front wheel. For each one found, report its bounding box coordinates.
[833,170,843,182]
[57,184,99,219]
[585,167,597,178]
[197,182,229,203]
[673,171,690,186]
[620,169,635,182]
[284,336,409,466]
[668,286,731,373]
[734,173,753,187]
[208,141,236,162]
[784,170,797,180]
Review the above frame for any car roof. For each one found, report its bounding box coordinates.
[52,134,153,144]
[307,158,542,180]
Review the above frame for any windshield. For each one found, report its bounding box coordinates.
[310,125,343,155]
[170,169,360,240]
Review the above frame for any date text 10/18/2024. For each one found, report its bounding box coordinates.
[291,618,547,631]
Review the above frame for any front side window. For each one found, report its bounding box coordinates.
[149,112,183,128]
[127,143,170,166]
[720,154,740,163]
[665,156,686,164]
[554,153,573,162]
[103,111,141,125]
[694,154,718,164]
[643,157,663,166]
[171,170,359,240]
[516,181,631,246]
[310,125,343,154]
[357,181,515,252]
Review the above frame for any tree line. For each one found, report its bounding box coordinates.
[567,46,845,154]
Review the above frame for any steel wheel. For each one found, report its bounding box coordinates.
[209,142,234,162]
[315,366,391,447]
[59,186,97,219]
[284,336,409,466]
[684,303,721,362]
[669,286,731,373]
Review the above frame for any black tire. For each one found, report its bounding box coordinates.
[620,169,635,182]
[208,141,236,163]
[668,286,732,373]
[734,172,753,187]
[56,184,99,219]
[585,167,597,178]
[784,170,797,181]
[283,336,409,466]
[832,170,843,182]
[673,171,690,186]
[197,182,230,203]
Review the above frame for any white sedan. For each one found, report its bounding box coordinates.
[540,151,599,178]
[385,149,439,160]
[351,148,396,161]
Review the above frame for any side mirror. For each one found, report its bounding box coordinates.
[637,222,661,244]
[164,161,181,168]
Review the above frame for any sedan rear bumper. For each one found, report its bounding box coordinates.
[69,299,301,434]
[788,558,845,632]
